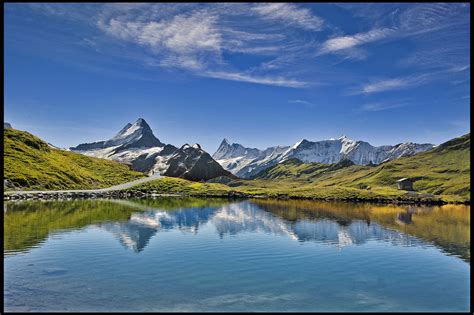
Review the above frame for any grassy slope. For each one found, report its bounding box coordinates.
[134,176,231,196]
[310,133,470,201]
[4,129,144,190]
[135,134,470,203]
[250,158,332,180]
[251,157,355,181]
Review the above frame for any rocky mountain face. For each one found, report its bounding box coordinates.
[70,118,234,181]
[163,144,237,181]
[212,139,290,178]
[4,122,12,129]
[213,136,435,178]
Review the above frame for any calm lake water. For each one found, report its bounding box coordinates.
[4,198,470,312]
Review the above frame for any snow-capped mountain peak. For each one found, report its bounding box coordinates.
[107,118,155,145]
[70,119,233,181]
[212,138,259,161]
[71,118,163,152]
[292,139,308,149]
[213,136,435,178]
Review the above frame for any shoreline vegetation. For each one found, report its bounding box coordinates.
[4,129,470,205]
[3,176,470,205]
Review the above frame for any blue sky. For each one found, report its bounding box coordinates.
[4,3,470,153]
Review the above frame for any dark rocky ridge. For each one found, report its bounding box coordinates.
[164,144,237,181]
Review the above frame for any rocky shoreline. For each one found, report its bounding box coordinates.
[4,190,180,201]
[4,189,469,205]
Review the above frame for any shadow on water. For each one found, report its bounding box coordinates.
[4,198,470,261]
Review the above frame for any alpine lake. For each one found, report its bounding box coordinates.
[4,197,470,312]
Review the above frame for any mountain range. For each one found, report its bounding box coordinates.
[4,120,470,202]
[70,118,234,181]
[213,136,435,178]
[70,118,436,180]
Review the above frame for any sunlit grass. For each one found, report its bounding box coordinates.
[4,129,144,190]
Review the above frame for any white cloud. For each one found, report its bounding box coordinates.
[356,68,463,94]
[252,3,323,31]
[319,28,394,54]
[448,65,470,73]
[94,6,315,87]
[221,29,285,55]
[362,78,407,94]
[97,11,221,70]
[288,99,315,107]
[360,102,408,112]
[203,71,308,88]
[25,3,470,92]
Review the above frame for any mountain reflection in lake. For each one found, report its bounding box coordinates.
[101,202,425,253]
[4,198,470,312]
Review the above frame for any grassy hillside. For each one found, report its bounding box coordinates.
[311,133,470,200]
[135,134,470,203]
[251,157,354,180]
[132,176,231,196]
[4,129,144,190]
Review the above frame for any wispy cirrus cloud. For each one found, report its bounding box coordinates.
[97,11,222,71]
[354,62,470,94]
[319,28,395,55]
[13,3,470,92]
[251,3,323,31]
[93,4,316,87]
[203,71,308,88]
[220,29,286,55]
[288,99,316,108]
[398,3,469,35]
[399,46,470,71]
[355,72,439,94]
[322,3,469,63]
[360,102,408,112]
[361,78,409,94]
